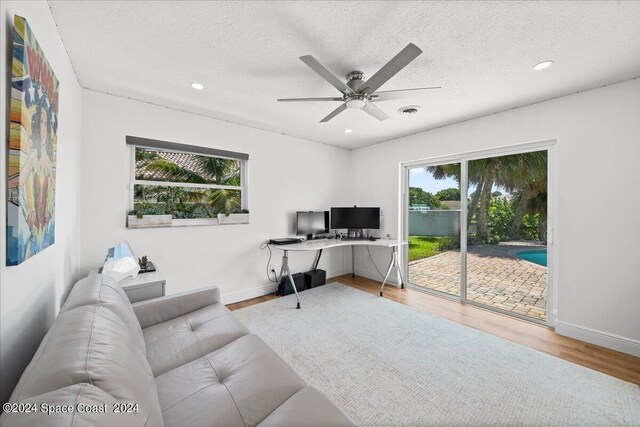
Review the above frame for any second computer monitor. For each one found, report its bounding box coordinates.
[330,207,380,230]
[296,211,329,238]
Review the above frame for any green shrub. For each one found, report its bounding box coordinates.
[487,197,514,244]
[479,196,543,244]
[520,213,541,240]
[437,235,460,251]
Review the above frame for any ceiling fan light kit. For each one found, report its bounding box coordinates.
[277,43,441,123]
[345,94,368,109]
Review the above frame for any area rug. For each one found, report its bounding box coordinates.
[234,283,640,426]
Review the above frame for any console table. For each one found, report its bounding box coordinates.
[88,266,166,303]
[270,239,408,309]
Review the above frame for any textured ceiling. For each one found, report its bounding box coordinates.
[49,1,640,149]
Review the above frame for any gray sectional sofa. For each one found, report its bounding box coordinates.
[0,275,354,426]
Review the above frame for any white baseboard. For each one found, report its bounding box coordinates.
[221,283,277,305]
[328,267,351,279]
[221,268,352,305]
[555,320,640,357]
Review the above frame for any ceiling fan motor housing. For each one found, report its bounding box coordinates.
[344,71,370,108]
[346,70,365,91]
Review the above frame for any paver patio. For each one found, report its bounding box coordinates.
[409,242,547,320]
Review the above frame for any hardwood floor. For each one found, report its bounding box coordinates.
[227,293,279,310]
[227,274,640,384]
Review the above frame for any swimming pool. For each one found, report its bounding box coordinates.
[516,250,547,267]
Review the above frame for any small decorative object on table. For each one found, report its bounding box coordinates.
[102,241,139,282]
[138,255,156,274]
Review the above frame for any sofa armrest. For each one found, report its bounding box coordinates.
[132,286,221,328]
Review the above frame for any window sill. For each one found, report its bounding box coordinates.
[126,216,249,229]
[172,218,220,227]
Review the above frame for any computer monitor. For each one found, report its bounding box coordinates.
[296,211,329,239]
[330,207,380,230]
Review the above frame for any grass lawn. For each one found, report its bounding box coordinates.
[408,236,450,261]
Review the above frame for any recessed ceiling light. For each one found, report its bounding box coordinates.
[533,60,553,71]
[190,82,204,90]
[344,129,353,134]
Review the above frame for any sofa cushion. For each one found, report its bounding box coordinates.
[155,334,306,427]
[0,384,142,427]
[257,387,354,427]
[61,274,146,356]
[143,303,249,376]
[8,305,163,427]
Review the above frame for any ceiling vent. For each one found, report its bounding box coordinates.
[398,105,422,115]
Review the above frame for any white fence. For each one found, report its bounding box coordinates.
[409,210,460,236]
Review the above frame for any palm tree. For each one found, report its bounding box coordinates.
[527,188,548,240]
[207,189,241,214]
[495,151,547,239]
[136,148,241,214]
[141,156,239,186]
[426,161,487,229]
[427,152,547,243]
[473,158,502,241]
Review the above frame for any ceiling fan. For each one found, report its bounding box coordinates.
[277,43,440,123]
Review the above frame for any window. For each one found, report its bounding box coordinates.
[127,136,248,226]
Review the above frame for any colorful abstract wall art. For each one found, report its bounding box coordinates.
[7,16,59,266]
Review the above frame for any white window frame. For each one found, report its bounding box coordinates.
[128,144,248,227]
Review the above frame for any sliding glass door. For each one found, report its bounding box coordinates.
[465,151,548,321]
[407,163,461,297]
[403,146,551,324]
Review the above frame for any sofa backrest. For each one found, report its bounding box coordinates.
[1,275,163,427]
[60,273,147,355]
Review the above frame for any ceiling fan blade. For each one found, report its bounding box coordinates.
[361,102,389,121]
[320,103,348,123]
[299,55,355,95]
[278,97,344,102]
[373,86,441,101]
[359,43,423,95]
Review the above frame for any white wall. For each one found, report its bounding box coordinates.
[0,1,83,405]
[80,90,352,303]
[348,79,640,356]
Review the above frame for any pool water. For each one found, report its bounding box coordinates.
[516,250,547,267]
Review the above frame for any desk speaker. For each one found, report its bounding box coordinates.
[304,269,326,288]
[278,273,306,296]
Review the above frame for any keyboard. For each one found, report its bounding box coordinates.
[269,238,303,245]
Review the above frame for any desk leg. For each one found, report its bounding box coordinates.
[352,246,355,278]
[397,247,405,289]
[277,260,285,285]
[311,249,323,271]
[380,246,404,296]
[282,250,301,309]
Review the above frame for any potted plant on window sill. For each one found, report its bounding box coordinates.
[217,208,249,225]
[127,209,173,228]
